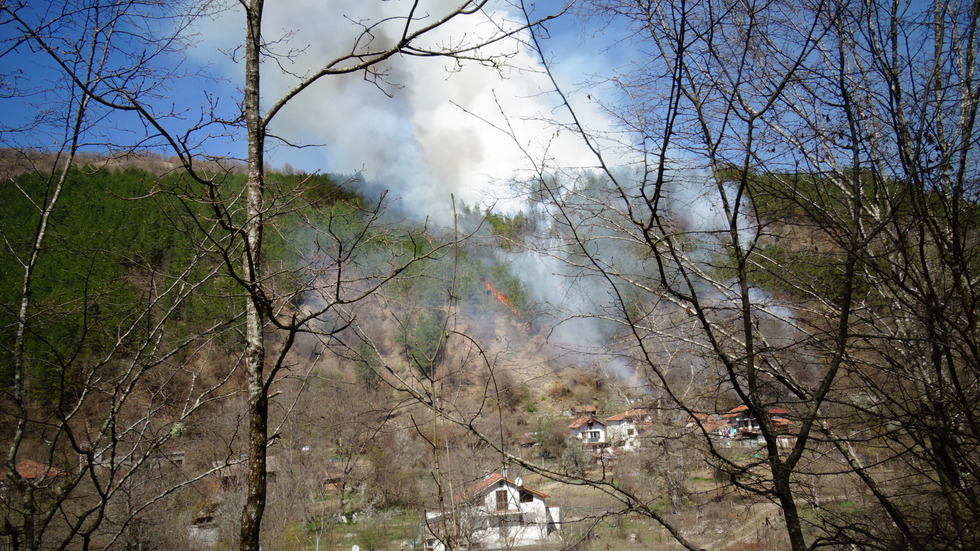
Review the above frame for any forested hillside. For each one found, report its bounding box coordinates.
[3,143,977,551]
[0,156,566,549]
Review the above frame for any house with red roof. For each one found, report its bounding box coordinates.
[722,405,792,438]
[422,472,560,550]
[567,415,606,447]
[0,459,67,490]
[604,409,652,449]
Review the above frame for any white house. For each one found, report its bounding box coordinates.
[568,415,606,446]
[422,473,560,550]
[722,405,791,438]
[603,409,652,449]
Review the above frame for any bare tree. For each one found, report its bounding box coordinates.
[0,3,239,550]
[432,0,980,549]
[787,0,980,546]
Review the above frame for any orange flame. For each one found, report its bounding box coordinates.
[484,281,518,315]
[483,280,538,334]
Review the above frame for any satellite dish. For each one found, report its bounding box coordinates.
[515,477,523,487]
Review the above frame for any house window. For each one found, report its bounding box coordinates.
[520,489,534,503]
[588,430,601,440]
[496,489,508,511]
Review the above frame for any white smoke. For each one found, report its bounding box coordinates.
[185,1,802,385]
[186,0,614,223]
[665,176,758,244]
[506,244,636,378]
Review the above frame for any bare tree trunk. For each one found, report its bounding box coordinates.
[240,2,267,550]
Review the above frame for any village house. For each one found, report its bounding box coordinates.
[0,459,67,491]
[603,409,652,449]
[563,404,597,417]
[686,407,798,450]
[722,405,791,438]
[422,472,560,551]
[568,415,606,451]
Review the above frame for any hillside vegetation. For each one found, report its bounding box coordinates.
[3,141,979,551]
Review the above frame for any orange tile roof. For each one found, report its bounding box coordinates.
[463,472,505,500]
[568,415,604,430]
[604,409,649,422]
[723,405,749,417]
[723,405,789,418]
[1,459,66,480]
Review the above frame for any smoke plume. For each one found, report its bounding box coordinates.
[188,0,610,223]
